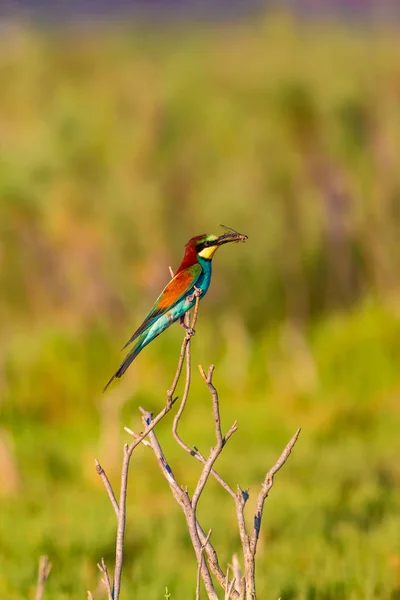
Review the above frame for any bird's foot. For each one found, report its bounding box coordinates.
[187,286,203,303]
[180,316,196,337]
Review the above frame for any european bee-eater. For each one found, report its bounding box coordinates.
[104,226,247,391]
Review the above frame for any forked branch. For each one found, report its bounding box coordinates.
[234,429,301,599]
[94,296,300,599]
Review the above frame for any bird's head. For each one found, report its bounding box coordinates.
[190,226,248,260]
[176,226,247,274]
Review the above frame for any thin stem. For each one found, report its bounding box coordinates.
[191,419,237,511]
[231,554,242,594]
[173,318,236,499]
[243,428,301,599]
[192,365,237,510]
[250,428,301,555]
[235,485,250,557]
[95,459,119,517]
[112,387,180,598]
[225,569,237,600]
[199,365,223,446]
[35,555,51,600]
[97,557,113,600]
[196,529,213,600]
[239,577,246,600]
[167,292,200,403]
[113,444,129,599]
[196,524,238,599]
[141,410,218,600]
[172,312,193,431]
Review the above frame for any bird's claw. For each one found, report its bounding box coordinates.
[187,286,203,303]
[180,317,196,337]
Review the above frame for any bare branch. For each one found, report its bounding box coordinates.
[196,524,238,599]
[192,419,237,511]
[97,558,113,600]
[112,397,181,599]
[166,331,193,405]
[198,365,223,447]
[240,428,301,599]
[124,426,153,448]
[231,554,242,594]
[225,572,237,600]
[191,445,236,499]
[170,349,240,598]
[196,529,213,600]
[140,409,219,600]
[95,459,119,517]
[250,428,301,556]
[159,353,239,598]
[113,444,129,600]
[167,294,200,404]
[192,365,237,510]
[172,311,194,437]
[239,577,246,600]
[173,314,236,499]
[235,486,250,559]
[35,555,51,600]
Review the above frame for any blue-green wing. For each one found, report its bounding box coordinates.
[122,263,202,350]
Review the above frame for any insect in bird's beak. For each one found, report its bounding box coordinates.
[214,224,248,246]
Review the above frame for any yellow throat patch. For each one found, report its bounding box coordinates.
[198,245,219,260]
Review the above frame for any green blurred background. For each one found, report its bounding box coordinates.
[1,11,400,599]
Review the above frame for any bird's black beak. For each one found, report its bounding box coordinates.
[214,225,248,247]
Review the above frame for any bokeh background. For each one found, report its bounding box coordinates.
[1,2,400,598]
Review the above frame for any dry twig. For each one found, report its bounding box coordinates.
[139,362,239,598]
[172,317,236,499]
[235,429,301,599]
[224,566,237,600]
[196,529,213,600]
[231,554,242,594]
[97,557,113,600]
[35,555,51,600]
[95,459,119,517]
[140,407,219,598]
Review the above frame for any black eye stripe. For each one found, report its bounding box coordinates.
[196,241,210,252]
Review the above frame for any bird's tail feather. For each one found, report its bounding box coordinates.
[103,332,147,392]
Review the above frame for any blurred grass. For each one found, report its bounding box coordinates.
[0,12,400,599]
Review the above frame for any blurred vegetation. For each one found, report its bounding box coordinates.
[0,12,400,599]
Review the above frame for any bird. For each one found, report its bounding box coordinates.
[103,226,247,391]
